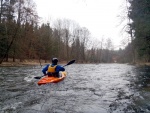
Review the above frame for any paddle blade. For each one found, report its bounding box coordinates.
[34,76,43,79]
[63,59,75,67]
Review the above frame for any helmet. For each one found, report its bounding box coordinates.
[52,58,58,65]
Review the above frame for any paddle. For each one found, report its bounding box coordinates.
[63,59,75,67]
[34,59,75,79]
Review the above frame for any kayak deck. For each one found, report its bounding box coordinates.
[37,71,67,85]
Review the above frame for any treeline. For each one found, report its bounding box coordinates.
[0,0,121,64]
[122,0,150,63]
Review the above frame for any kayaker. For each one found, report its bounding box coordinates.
[42,58,65,77]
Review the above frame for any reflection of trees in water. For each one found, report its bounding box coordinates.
[108,66,150,113]
[134,66,150,88]
[128,66,150,113]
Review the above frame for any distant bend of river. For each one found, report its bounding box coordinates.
[0,64,150,113]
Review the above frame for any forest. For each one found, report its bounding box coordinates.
[0,0,149,64]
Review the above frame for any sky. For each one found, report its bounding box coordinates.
[34,0,127,49]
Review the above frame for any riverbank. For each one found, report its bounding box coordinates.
[0,59,150,67]
[0,58,70,67]
[0,60,43,67]
[0,58,55,67]
[134,62,150,67]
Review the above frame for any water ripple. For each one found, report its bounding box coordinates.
[0,64,150,113]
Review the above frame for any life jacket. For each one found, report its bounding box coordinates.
[47,64,57,73]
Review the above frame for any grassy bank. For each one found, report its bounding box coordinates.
[0,60,44,67]
[0,58,68,67]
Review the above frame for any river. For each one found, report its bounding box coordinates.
[0,63,150,113]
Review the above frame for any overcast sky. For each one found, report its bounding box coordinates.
[34,0,127,49]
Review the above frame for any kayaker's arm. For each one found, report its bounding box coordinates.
[42,64,49,75]
[55,65,65,72]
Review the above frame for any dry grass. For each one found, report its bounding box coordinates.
[0,58,67,67]
[0,59,46,66]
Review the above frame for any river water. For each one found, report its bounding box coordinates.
[0,64,150,113]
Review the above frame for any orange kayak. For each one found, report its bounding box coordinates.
[37,71,67,85]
